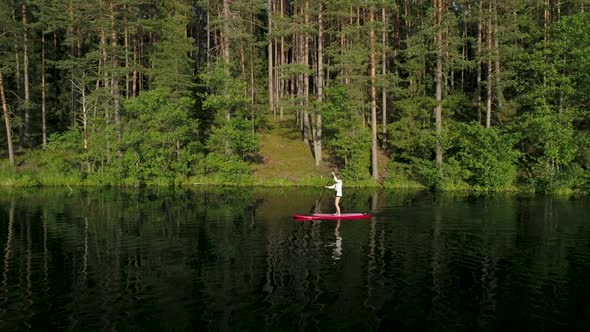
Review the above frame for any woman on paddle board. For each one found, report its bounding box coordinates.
[325,172,343,216]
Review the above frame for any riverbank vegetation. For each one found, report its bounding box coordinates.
[1,1,589,193]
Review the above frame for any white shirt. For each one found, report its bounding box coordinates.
[328,179,343,197]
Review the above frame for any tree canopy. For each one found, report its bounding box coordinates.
[1,0,589,193]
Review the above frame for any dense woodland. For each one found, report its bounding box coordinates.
[0,0,589,192]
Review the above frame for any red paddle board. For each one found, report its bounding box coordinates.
[293,213,371,220]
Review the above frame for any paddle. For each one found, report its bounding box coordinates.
[311,179,332,214]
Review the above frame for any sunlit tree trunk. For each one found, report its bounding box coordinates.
[22,1,30,146]
[544,0,549,43]
[381,7,387,150]
[239,45,246,96]
[370,5,379,180]
[0,71,15,166]
[273,33,278,113]
[41,32,47,148]
[109,1,122,158]
[486,0,493,128]
[223,0,231,121]
[461,5,468,89]
[206,0,211,66]
[132,41,138,97]
[77,77,88,151]
[12,9,23,148]
[477,0,482,124]
[434,0,443,164]
[250,17,255,105]
[279,0,285,122]
[68,1,77,125]
[493,0,502,115]
[268,0,274,117]
[124,25,130,99]
[342,7,349,86]
[222,0,230,65]
[100,1,110,119]
[303,0,310,146]
[314,0,324,166]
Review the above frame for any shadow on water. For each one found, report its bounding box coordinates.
[0,187,589,330]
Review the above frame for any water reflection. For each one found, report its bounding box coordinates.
[0,188,588,330]
[326,220,342,261]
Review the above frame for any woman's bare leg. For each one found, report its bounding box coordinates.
[335,197,341,216]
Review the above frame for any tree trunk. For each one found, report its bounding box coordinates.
[0,71,15,165]
[223,0,231,121]
[477,0,482,124]
[544,0,549,43]
[273,32,279,115]
[41,32,47,148]
[381,7,387,150]
[124,25,130,99]
[315,0,324,166]
[109,1,122,158]
[79,78,88,151]
[268,0,274,117]
[493,0,502,115]
[250,18,255,105]
[22,1,30,146]
[486,0,493,128]
[132,42,138,97]
[100,1,110,119]
[279,0,285,122]
[303,0,310,146]
[206,0,211,66]
[462,5,468,89]
[239,45,247,97]
[435,0,443,164]
[68,2,77,126]
[370,5,379,180]
[222,0,231,65]
[12,9,23,149]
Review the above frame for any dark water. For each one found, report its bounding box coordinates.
[0,187,589,331]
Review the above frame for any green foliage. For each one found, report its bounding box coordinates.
[40,130,85,173]
[410,157,468,192]
[199,63,250,119]
[450,122,519,189]
[123,87,200,185]
[205,116,259,161]
[149,13,195,97]
[202,153,254,185]
[322,85,371,180]
[513,107,578,192]
[197,62,260,182]
[382,162,426,189]
[387,96,436,161]
[0,169,40,187]
[12,173,41,187]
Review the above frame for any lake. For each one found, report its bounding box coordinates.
[0,187,589,331]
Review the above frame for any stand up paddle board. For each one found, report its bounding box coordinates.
[293,213,371,221]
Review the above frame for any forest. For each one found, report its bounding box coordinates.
[0,0,589,193]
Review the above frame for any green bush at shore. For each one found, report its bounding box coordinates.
[1,155,586,195]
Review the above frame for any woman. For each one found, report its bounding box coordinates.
[325,172,343,216]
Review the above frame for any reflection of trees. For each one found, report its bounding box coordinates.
[0,199,14,318]
[0,189,588,329]
[0,187,261,330]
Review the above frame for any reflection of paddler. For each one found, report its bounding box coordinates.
[332,220,342,260]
